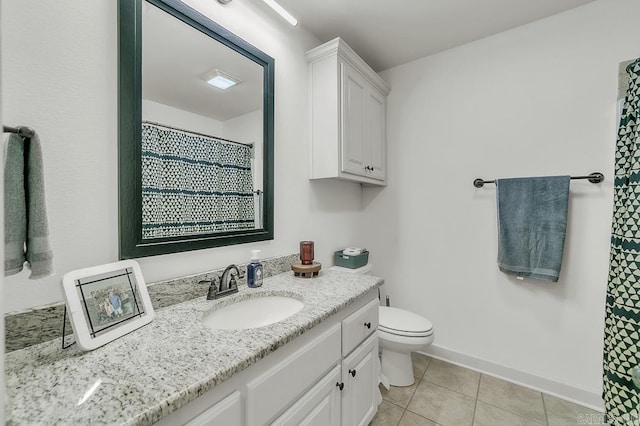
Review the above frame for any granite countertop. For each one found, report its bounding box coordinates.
[5,270,383,425]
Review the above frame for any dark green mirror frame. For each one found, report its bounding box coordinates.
[118,0,274,259]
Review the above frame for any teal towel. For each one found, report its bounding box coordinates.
[4,132,54,279]
[496,176,570,282]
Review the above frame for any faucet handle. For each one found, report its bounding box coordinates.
[205,276,221,300]
[229,276,238,290]
[213,276,221,289]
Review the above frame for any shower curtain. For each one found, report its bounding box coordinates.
[604,58,640,423]
[141,123,255,239]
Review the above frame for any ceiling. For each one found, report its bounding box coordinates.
[276,0,597,72]
[143,2,263,121]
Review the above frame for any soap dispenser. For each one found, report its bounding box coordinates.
[247,250,263,288]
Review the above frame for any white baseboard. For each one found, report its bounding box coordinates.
[419,344,604,412]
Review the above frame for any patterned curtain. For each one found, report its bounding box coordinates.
[141,123,255,239]
[604,58,640,423]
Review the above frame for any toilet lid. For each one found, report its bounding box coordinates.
[379,306,433,337]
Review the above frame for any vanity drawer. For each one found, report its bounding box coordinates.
[246,323,341,425]
[342,298,379,356]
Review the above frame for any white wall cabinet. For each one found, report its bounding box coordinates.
[307,38,390,186]
[156,289,379,426]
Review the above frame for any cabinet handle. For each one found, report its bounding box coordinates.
[349,369,357,377]
[336,382,344,391]
[364,321,371,329]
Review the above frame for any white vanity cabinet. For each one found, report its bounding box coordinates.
[306,38,390,186]
[275,299,380,426]
[184,391,242,426]
[341,333,379,426]
[157,289,380,426]
[340,299,380,426]
[246,324,342,425]
[273,365,342,426]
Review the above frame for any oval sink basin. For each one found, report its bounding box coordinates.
[202,296,304,330]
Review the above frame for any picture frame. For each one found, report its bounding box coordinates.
[61,259,155,351]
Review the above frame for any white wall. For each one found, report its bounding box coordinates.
[1,0,365,313]
[142,99,225,137]
[363,0,640,408]
[223,109,262,147]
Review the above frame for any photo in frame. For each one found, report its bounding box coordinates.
[61,259,155,351]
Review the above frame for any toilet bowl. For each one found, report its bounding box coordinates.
[329,264,435,387]
[378,306,434,386]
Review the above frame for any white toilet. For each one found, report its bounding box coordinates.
[330,264,434,387]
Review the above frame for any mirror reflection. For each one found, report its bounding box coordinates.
[118,0,274,259]
[141,2,264,239]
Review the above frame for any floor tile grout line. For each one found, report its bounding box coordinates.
[421,376,480,399]
[404,407,442,425]
[378,356,589,426]
[474,398,547,425]
[381,397,407,410]
[406,360,449,426]
[385,386,418,410]
[420,357,482,400]
[541,392,550,426]
[471,373,483,424]
[404,380,477,425]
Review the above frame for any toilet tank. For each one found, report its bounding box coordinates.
[329,264,373,275]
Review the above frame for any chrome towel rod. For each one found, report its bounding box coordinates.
[3,125,34,138]
[473,172,604,188]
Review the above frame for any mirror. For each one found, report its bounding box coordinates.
[118,0,274,258]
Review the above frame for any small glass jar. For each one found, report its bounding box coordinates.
[300,241,314,265]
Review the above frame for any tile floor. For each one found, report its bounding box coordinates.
[370,353,603,426]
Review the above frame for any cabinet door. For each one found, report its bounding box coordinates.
[340,62,367,177]
[246,324,341,425]
[341,333,379,426]
[185,391,241,426]
[273,365,341,426]
[365,89,386,181]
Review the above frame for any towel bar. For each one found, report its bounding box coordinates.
[473,172,604,188]
[3,125,34,138]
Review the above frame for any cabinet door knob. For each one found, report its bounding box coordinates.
[364,321,371,329]
[336,382,344,391]
[349,369,357,377]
